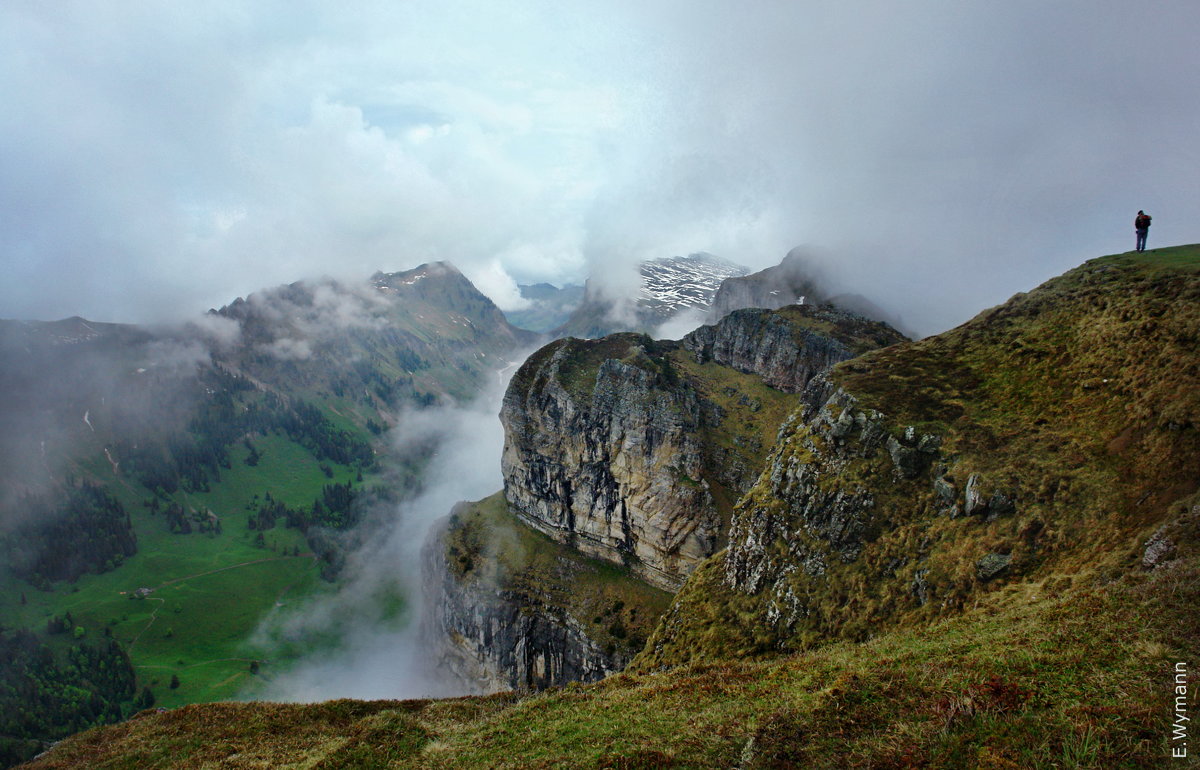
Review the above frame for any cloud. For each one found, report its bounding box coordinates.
[183,313,243,349]
[461,259,530,312]
[1,1,1198,335]
[259,337,312,361]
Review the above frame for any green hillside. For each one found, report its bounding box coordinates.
[22,558,1198,768]
[0,263,531,765]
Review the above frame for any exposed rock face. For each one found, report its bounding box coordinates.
[423,495,670,692]
[682,306,906,393]
[424,521,628,693]
[501,311,909,593]
[501,334,717,591]
[641,252,1200,668]
[724,385,893,601]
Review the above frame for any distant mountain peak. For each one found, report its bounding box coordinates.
[553,253,749,338]
[637,254,750,320]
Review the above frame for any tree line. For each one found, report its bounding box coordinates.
[116,387,374,498]
[1,485,136,589]
[0,627,137,768]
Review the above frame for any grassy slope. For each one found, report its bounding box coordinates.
[633,246,1200,669]
[2,265,518,721]
[25,558,1198,768]
[0,433,363,708]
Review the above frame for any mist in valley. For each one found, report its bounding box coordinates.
[246,354,531,701]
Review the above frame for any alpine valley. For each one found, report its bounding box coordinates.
[8,246,1200,769]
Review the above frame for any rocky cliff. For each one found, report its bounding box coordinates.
[423,493,671,692]
[24,247,1200,770]
[500,309,904,592]
[500,334,716,590]
[424,305,907,692]
[682,305,906,393]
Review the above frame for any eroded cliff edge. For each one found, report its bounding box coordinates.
[423,493,672,693]
[428,305,905,690]
[499,307,906,592]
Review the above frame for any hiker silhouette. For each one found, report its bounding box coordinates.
[1134,210,1152,252]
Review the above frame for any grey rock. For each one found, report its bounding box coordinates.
[683,307,859,394]
[422,521,628,693]
[887,435,929,479]
[501,339,716,591]
[934,477,957,504]
[917,433,943,454]
[1143,525,1177,570]
[976,552,1012,582]
[987,491,1017,520]
[911,568,930,606]
[964,474,988,516]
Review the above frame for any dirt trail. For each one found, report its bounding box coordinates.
[157,553,314,588]
[128,597,165,651]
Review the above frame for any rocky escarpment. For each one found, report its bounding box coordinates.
[500,310,905,592]
[500,334,716,591]
[636,247,1200,669]
[424,494,670,692]
[682,305,906,393]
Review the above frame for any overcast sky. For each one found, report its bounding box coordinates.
[2,1,1197,335]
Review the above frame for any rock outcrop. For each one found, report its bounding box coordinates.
[500,334,716,591]
[424,494,670,692]
[636,248,1200,670]
[500,311,906,591]
[682,305,906,393]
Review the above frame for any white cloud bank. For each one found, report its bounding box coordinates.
[2,1,1199,335]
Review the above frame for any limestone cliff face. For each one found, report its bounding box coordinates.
[682,305,907,393]
[423,495,671,692]
[424,524,625,693]
[429,576,624,693]
[439,307,902,690]
[500,335,716,591]
[501,312,908,593]
[723,378,944,621]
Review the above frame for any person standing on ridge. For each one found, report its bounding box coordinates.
[1134,210,1152,252]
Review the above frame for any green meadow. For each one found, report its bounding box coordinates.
[0,429,371,708]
